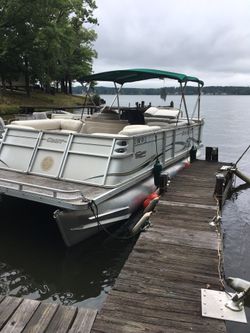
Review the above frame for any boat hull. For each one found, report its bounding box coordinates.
[54,158,187,247]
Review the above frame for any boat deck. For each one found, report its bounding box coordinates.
[0,295,97,333]
[91,160,227,333]
[0,168,108,209]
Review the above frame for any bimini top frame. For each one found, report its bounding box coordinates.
[80,68,204,86]
[79,68,204,122]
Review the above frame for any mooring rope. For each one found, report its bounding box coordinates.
[88,200,151,241]
[212,194,231,296]
[235,144,250,166]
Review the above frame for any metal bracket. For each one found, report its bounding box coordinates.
[220,165,232,171]
[201,289,247,323]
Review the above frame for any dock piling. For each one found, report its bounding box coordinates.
[206,146,219,162]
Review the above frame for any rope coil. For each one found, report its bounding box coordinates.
[88,200,152,240]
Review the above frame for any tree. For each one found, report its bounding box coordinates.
[0,0,97,96]
[55,0,97,92]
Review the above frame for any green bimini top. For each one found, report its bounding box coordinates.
[80,68,204,86]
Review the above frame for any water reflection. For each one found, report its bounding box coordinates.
[223,187,250,332]
[0,196,136,309]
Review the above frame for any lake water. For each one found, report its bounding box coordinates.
[1,94,250,331]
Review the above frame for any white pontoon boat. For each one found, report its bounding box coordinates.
[0,69,204,246]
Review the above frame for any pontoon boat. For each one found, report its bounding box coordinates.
[0,69,204,246]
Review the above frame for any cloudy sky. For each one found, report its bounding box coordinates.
[91,0,250,87]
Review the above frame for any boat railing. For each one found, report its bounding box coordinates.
[0,120,203,188]
[0,177,85,202]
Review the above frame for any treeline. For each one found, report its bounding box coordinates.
[0,0,97,96]
[203,86,250,95]
[73,85,250,95]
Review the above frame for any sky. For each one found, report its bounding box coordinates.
[90,0,250,87]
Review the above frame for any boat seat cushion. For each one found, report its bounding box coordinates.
[119,125,161,135]
[145,121,170,127]
[144,107,159,116]
[11,119,61,130]
[80,119,128,134]
[10,119,83,132]
[6,124,36,130]
[91,109,120,120]
[91,133,127,138]
[59,119,83,131]
[83,117,127,124]
[145,107,180,118]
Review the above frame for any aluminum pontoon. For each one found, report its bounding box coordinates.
[0,69,204,246]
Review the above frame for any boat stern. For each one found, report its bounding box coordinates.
[54,205,131,247]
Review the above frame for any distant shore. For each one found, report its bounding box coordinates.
[73,85,250,96]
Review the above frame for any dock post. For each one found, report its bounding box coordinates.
[190,146,197,162]
[206,146,219,162]
[214,173,225,211]
[159,173,169,194]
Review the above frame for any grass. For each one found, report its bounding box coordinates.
[0,89,86,116]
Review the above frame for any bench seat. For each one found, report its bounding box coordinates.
[10,119,84,133]
[80,118,128,134]
[119,125,161,136]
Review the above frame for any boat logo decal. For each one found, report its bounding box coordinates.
[47,137,67,144]
[41,156,54,171]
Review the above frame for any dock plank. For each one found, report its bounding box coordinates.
[69,307,97,333]
[141,226,218,250]
[1,298,40,333]
[159,200,216,210]
[91,160,227,333]
[22,302,59,333]
[93,311,225,333]
[45,305,77,333]
[0,297,96,333]
[0,296,23,330]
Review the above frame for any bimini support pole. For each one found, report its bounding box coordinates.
[180,82,190,125]
[81,82,91,120]
[235,144,250,166]
[190,82,202,120]
[109,83,123,114]
[114,82,120,111]
[231,145,250,185]
[197,83,202,120]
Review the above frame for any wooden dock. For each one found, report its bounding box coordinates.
[0,296,97,333]
[0,160,229,332]
[91,160,227,333]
